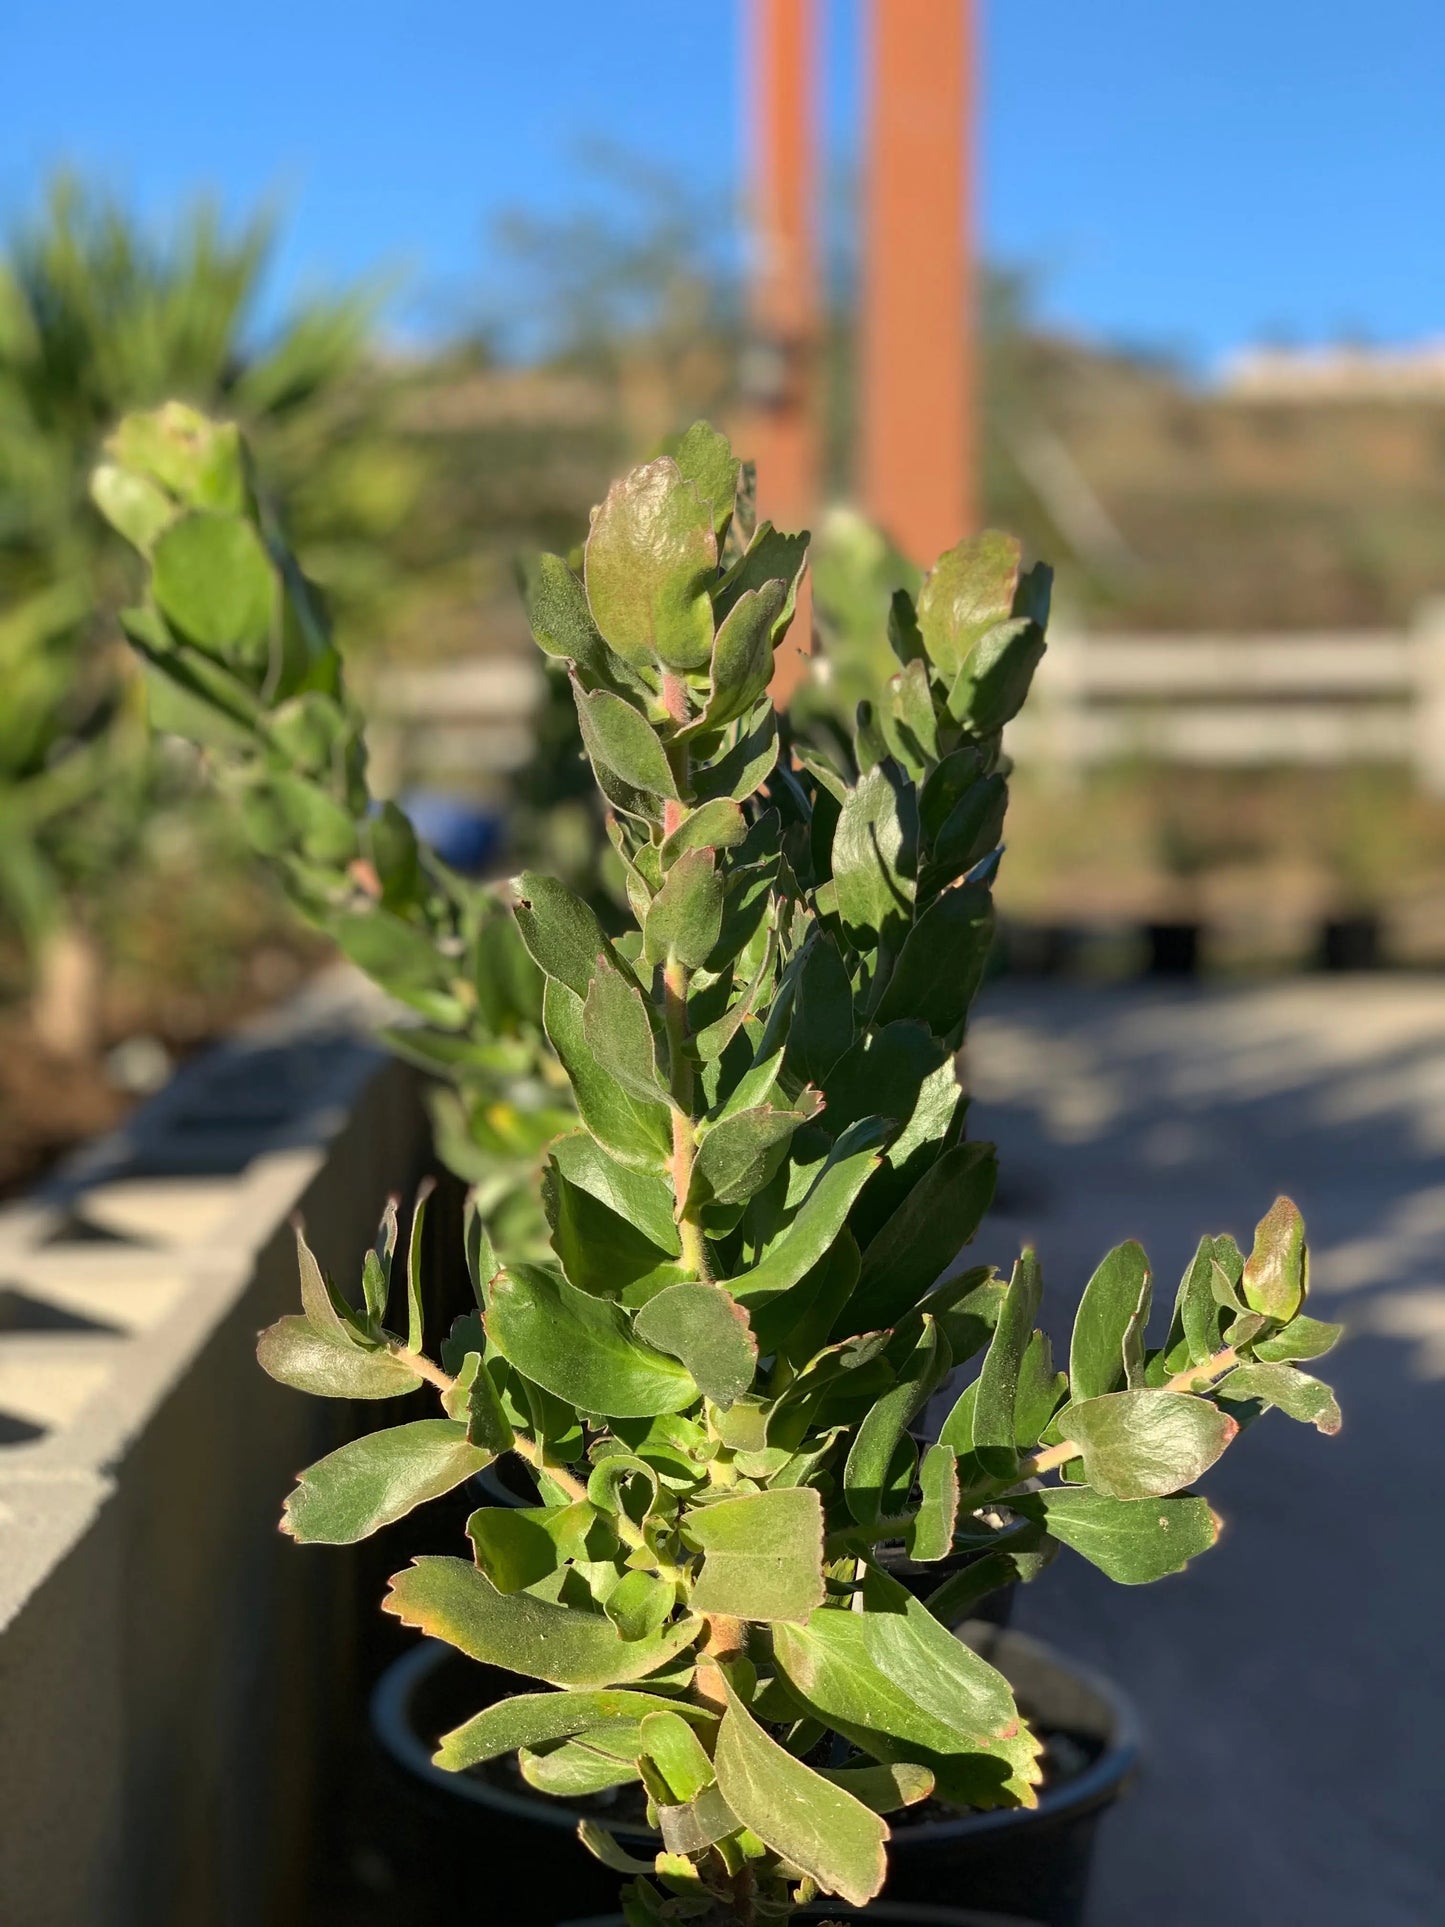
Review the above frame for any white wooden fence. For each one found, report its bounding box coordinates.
[365,602,1445,801]
[365,656,544,797]
[1007,600,1445,794]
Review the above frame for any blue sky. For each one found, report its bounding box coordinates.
[5,0,1442,369]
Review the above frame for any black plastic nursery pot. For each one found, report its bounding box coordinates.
[1143,919,1200,977]
[370,1623,1137,1927]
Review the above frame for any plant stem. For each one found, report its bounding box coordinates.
[658,674,713,1284]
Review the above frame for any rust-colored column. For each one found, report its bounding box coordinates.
[739,0,820,699]
[861,0,975,563]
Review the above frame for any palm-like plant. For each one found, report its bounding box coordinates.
[0,175,408,1038]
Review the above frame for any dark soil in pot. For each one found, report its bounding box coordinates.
[368,1622,1137,1927]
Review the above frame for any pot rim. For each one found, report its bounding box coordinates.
[370,1625,1140,1843]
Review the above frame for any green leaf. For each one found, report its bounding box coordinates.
[293,1222,358,1344]
[518,551,612,684]
[818,1761,934,1814]
[924,1539,1054,1626]
[818,1020,945,1156]
[363,1197,397,1328]
[550,1131,680,1255]
[831,764,915,943]
[915,531,1022,683]
[673,420,742,536]
[280,1420,490,1545]
[385,1557,701,1688]
[888,657,939,769]
[908,1442,960,1562]
[487,1262,700,1419]
[544,980,672,1173]
[683,1486,825,1621]
[574,682,681,799]
[639,1707,717,1802]
[729,1119,889,1317]
[693,702,779,805]
[467,1502,595,1592]
[929,1271,1006,1367]
[772,1566,1042,1809]
[519,1737,641,1797]
[1070,1241,1152,1402]
[1251,1315,1343,1364]
[606,1569,675,1643]
[918,747,986,847]
[926,775,1007,888]
[513,871,618,1000]
[1064,1390,1239,1500]
[684,582,785,739]
[404,1178,432,1353]
[845,1317,948,1528]
[875,883,994,1043]
[441,1351,516,1452]
[256,1317,421,1399]
[659,798,749,867]
[846,1141,997,1333]
[583,958,672,1106]
[151,511,275,664]
[435,1689,712,1773]
[937,1375,978,1454]
[973,1252,1041,1478]
[91,459,178,553]
[644,848,724,968]
[713,1674,887,1908]
[1175,1237,1228,1366]
[1240,1197,1307,1322]
[689,1101,819,1211]
[543,1157,686,1304]
[1014,1330,1067,1445]
[1217,1363,1341,1433]
[946,618,1046,736]
[633,1282,757,1407]
[1016,1489,1219,1584]
[714,522,807,640]
[585,455,718,672]
[577,1821,658,1879]
[787,932,855,1086]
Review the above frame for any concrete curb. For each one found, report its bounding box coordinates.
[0,967,433,1927]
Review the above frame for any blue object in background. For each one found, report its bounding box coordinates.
[398,791,504,876]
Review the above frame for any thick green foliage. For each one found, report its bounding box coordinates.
[104,420,1340,1922]
[94,402,571,1243]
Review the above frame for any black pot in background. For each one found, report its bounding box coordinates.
[564,1906,1037,1925]
[371,1623,1137,1927]
[1143,920,1200,977]
[1317,910,1383,971]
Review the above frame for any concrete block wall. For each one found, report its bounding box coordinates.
[0,971,432,1927]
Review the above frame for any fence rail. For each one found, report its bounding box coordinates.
[1007,600,1445,793]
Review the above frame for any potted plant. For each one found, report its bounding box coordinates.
[102,420,1341,1926]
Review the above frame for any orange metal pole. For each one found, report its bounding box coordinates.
[861,0,975,563]
[740,0,820,699]
[742,0,820,533]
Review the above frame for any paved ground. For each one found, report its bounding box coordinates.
[961,978,1445,1927]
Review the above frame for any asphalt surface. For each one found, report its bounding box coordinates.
[963,978,1445,1927]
